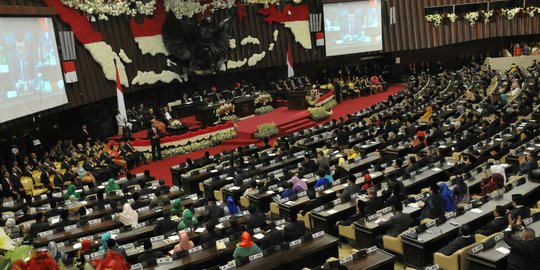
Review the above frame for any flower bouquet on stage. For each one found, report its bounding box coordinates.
[254,93,274,115]
[215,102,239,123]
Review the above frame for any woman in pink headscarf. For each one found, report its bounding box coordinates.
[170,230,194,254]
[281,174,307,197]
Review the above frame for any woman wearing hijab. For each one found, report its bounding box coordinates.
[414,131,427,147]
[452,175,470,205]
[99,232,112,251]
[347,148,360,161]
[105,178,120,193]
[64,184,80,199]
[68,195,83,211]
[281,175,308,198]
[421,106,433,120]
[361,170,374,190]
[334,158,350,180]
[74,239,92,269]
[119,203,138,227]
[47,241,63,262]
[226,196,240,215]
[233,231,262,259]
[438,182,456,212]
[177,209,198,231]
[480,167,504,196]
[170,230,194,254]
[170,198,182,216]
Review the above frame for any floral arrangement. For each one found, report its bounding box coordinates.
[254,93,274,115]
[168,119,183,128]
[164,0,235,19]
[426,6,540,27]
[308,106,332,121]
[216,102,238,122]
[246,0,279,5]
[60,0,156,20]
[255,105,274,115]
[306,88,320,106]
[254,123,280,139]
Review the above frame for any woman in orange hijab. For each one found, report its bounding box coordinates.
[232,231,262,259]
[73,239,92,269]
[414,131,427,147]
[421,106,432,120]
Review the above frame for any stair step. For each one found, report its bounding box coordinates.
[278,118,313,130]
[281,122,316,135]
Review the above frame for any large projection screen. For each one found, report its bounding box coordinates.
[0,17,67,123]
[323,0,383,57]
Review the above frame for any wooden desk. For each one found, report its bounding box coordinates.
[311,200,357,234]
[342,249,395,270]
[287,90,308,110]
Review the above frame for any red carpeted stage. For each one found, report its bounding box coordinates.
[130,84,405,185]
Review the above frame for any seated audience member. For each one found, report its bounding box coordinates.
[477,205,508,236]
[281,174,308,198]
[375,202,414,247]
[137,239,163,262]
[30,212,49,235]
[518,153,538,175]
[504,215,540,270]
[233,232,262,259]
[204,197,225,223]
[437,224,474,256]
[334,158,350,179]
[361,170,374,190]
[226,196,240,215]
[199,220,223,246]
[419,183,445,220]
[316,151,330,170]
[170,230,194,254]
[243,181,258,196]
[246,205,267,230]
[177,209,199,231]
[107,238,128,258]
[405,156,417,174]
[382,178,407,207]
[99,232,112,252]
[54,209,74,228]
[364,188,384,216]
[131,192,149,210]
[259,225,284,250]
[509,194,530,222]
[438,182,456,212]
[225,216,245,237]
[314,169,331,188]
[154,211,179,236]
[73,239,92,269]
[64,184,80,200]
[301,154,317,174]
[105,178,120,193]
[151,189,168,207]
[336,200,364,226]
[119,203,138,227]
[347,148,360,161]
[300,189,323,216]
[337,175,360,199]
[480,169,504,196]
[452,175,470,205]
[170,198,183,217]
[47,241,64,262]
[283,212,307,242]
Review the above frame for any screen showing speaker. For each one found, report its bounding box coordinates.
[0,17,67,123]
[323,0,383,57]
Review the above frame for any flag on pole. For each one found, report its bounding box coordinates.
[287,44,294,78]
[114,59,127,119]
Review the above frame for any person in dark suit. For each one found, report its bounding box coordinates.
[437,224,474,255]
[258,226,283,250]
[336,200,363,227]
[509,194,530,222]
[147,122,162,161]
[300,154,317,175]
[137,239,163,263]
[415,151,429,169]
[477,205,508,236]
[246,205,267,230]
[419,183,445,220]
[225,216,245,237]
[337,175,360,200]
[518,153,538,175]
[130,192,150,210]
[337,127,349,149]
[30,212,50,236]
[203,197,225,223]
[300,190,323,216]
[504,214,540,270]
[382,178,407,208]
[153,211,178,236]
[199,220,223,246]
[375,202,414,247]
[1,171,19,199]
[283,212,307,242]
[79,125,92,144]
[107,238,128,258]
[364,188,384,216]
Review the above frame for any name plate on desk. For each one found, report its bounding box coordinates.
[253,228,262,233]
[396,177,403,181]
[217,237,230,244]
[426,220,437,228]
[64,224,77,231]
[220,261,236,270]
[367,213,379,221]
[224,183,234,189]
[204,179,213,184]
[89,219,101,225]
[40,194,47,200]
[131,263,143,270]
[312,206,324,213]
[170,186,179,192]
[151,235,165,242]
[280,197,289,203]
[56,242,65,248]
[523,217,534,226]
[381,206,392,214]
[312,231,325,238]
[38,230,53,237]
[445,212,456,219]
[90,250,105,258]
[339,255,354,264]
[157,257,173,264]
[137,206,150,212]
[419,166,428,172]
[255,164,263,169]
[2,201,14,207]
[127,199,135,204]
[2,212,14,219]
[410,171,417,176]
[415,194,424,201]
[218,216,230,222]
[133,222,146,229]
[470,244,484,254]
[494,233,504,241]
[289,239,302,247]
[53,192,62,198]
[425,265,440,270]
[315,186,324,192]
[194,206,206,212]
[249,252,263,261]
[351,193,360,199]
[366,246,377,254]
[189,245,203,254]
[512,181,519,188]
[121,243,134,249]
[79,236,93,242]
[332,198,342,205]
[463,204,472,211]
[275,219,286,226]
[297,191,307,197]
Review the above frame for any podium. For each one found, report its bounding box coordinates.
[287,90,308,110]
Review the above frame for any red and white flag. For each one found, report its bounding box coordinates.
[61,61,78,83]
[115,60,127,119]
[287,44,294,78]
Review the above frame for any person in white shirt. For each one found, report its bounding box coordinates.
[116,110,132,134]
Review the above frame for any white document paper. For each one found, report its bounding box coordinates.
[195,228,206,233]
[496,247,510,254]
[470,208,483,214]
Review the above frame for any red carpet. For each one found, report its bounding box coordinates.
[131,84,405,185]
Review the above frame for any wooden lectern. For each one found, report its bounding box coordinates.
[287,90,308,110]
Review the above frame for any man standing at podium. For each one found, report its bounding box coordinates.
[148,122,162,161]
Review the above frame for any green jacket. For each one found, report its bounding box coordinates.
[232,244,262,259]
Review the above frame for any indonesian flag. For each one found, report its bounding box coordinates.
[115,60,127,119]
[316,32,324,47]
[287,44,294,78]
[61,61,78,83]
